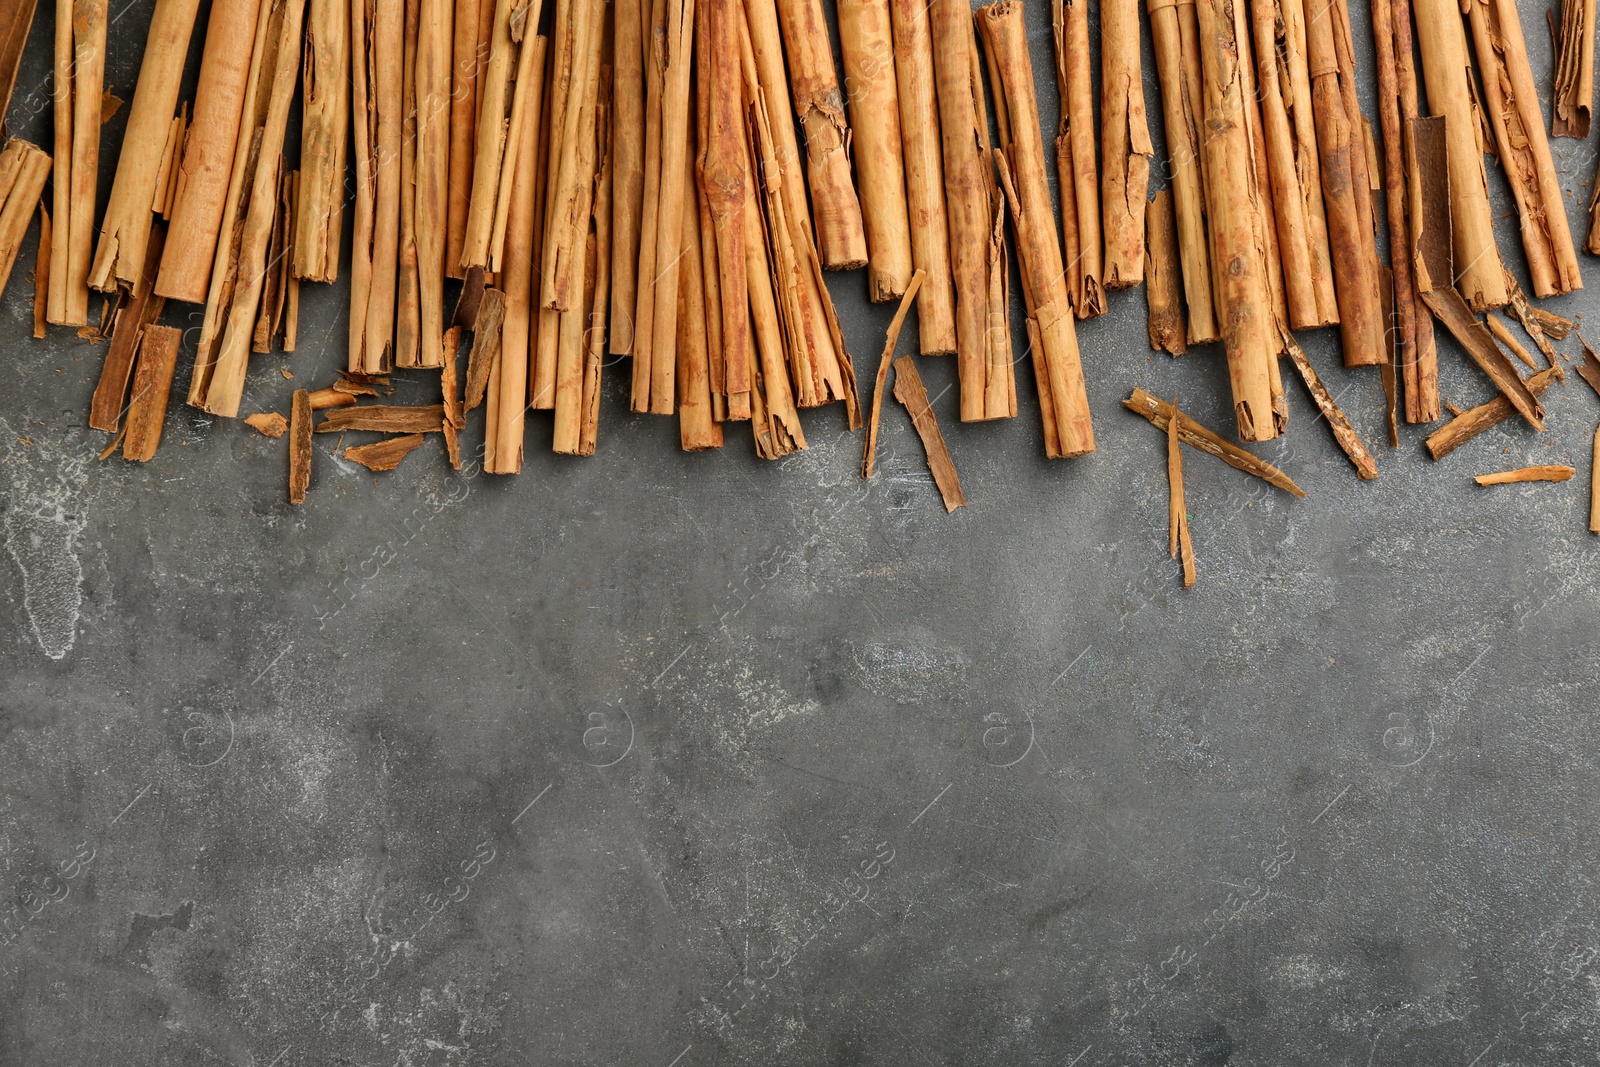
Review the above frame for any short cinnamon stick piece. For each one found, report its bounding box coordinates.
[1475,466,1575,485]
[316,404,447,433]
[122,326,182,462]
[1424,366,1558,459]
[979,2,1088,457]
[89,0,201,293]
[1553,0,1595,137]
[1282,330,1379,479]
[892,356,964,512]
[863,269,924,478]
[1145,188,1186,356]
[288,388,312,503]
[0,140,51,300]
[1419,285,1546,431]
[838,0,913,302]
[245,411,289,436]
[1100,0,1152,288]
[344,433,426,471]
[89,223,167,431]
[774,0,868,269]
[1464,0,1582,297]
[887,0,955,352]
[1125,388,1306,497]
[1412,0,1507,309]
[49,0,108,326]
[1167,395,1196,588]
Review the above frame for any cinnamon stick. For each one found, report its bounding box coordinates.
[288,389,311,502]
[541,0,605,313]
[1281,330,1379,479]
[838,0,913,302]
[1304,0,1383,366]
[122,326,182,462]
[33,206,48,337]
[1591,422,1600,532]
[158,0,266,303]
[608,0,646,354]
[0,0,39,125]
[933,0,1013,422]
[1145,188,1186,356]
[1554,0,1596,137]
[1412,0,1507,309]
[393,0,423,368]
[978,2,1084,456]
[1464,0,1582,298]
[1100,0,1152,288]
[676,127,723,453]
[348,0,404,371]
[464,287,505,411]
[48,0,107,326]
[1194,0,1284,441]
[89,223,166,432]
[1424,366,1558,459]
[1475,465,1574,486]
[553,36,609,455]
[1125,388,1306,496]
[89,0,201,293]
[773,0,868,270]
[1052,0,1102,317]
[412,0,454,366]
[317,404,448,433]
[0,140,50,301]
[1251,0,1338,330]
[1167,395,1196,587]
[294,0,348,282]
[307,388,357,410]
[863,269,923,477]
[886,0,955,353]
[345,433,426,471]
[1420,284,1546,431]
[701,0,751,413]
[460,0,542,268]
[892,356,965,512]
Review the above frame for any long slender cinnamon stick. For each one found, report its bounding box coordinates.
[978,1,1090,458]
[773,0,868,270]
[89,0,201,293]
[1126,389,1305,495]
[607,0,646,354]
[412,0,454,366]
[838,0,913,302]
[1053,0,1102,317]
[572,70,612,457]
[48,0,106,326]
[1475,466,1574,485]
[1145,0,1216,344]
[1464,0,1582,298]
[1553,0,1595,137]
[294,0,348,282]
[553,36,608,453]
[886,0,954,353]
[1167,395,1196,587]
[1591,422,1600,532]
[1412,0,1507,309]
[1194,0,1283,441]
[348,0,405,372]
[863,269,923,477]
[392,0,423,368]
[157,0,266,302]
[541,0,605,313]
[676,125,723,453]
[702,0,751,414]
[1100,0,1152,288]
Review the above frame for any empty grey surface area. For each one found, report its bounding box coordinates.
[3,0,1600,1063]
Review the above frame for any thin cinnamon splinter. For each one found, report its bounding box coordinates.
[863,269,924,478]
[1282,331,1379,479]
[1167,394,1195,587]
[1590,422,1600,533]
[1474,465,1575,485]
[1124,388,1306,497]
[892,355,965,512]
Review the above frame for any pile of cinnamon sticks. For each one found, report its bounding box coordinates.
[0,0,1586,526]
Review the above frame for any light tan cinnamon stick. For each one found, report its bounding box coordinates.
[0,140,50,301]
[1487,313,1537,369]
[933,0,1012,421]
[838,0,912,302]
[1305,0,1383,366]
[89,0,201,293]
[1125,388,1305,495]
[0,0,39,126]
[1475,465,1574,485]
[1424,366,1558,459]
[893,355,965,512]
[608,0,646,354]
[1167,395,1196,587]
[158,0,266,302]
[702,0,751,414]
[1412,0,1507,309]
[460,0,542,268]
[1194,0,1284,441]
[554,37,609,454]
[1464,0,1582,298]
[411,0,454,366]
[573,76,612,457]
[1251,0,1337,330]
[445,0,487,278]
[978,2,1089,458]
[48,0,106,326]
[1053,0,1102,317]
[121,326,181,462]
[886,0,954,353]
[541,0,605,313]
[863,269,923,477]
[1145,188,1186,356]
[1553,0,1595,137]
[773,0,868,270]
[292,0,347,282]
[1101,0,1152,288]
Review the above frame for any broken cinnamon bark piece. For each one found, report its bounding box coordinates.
[122,325,181,462]
[1574,337,1600,398]
[1425,367,1560,459]
[1281,331,1379,480]
[89,222,167,432]
[306,388,358,411]
[1475,465,1575,485]
[316,405,447,434]
[1124,389,1307,497]
[245,411,288,437]
[892,355,965,512]
[863,270,924,478]
[289,388,311,504]
[464,287,505,412]
[344,433,426,471]
[1419,285,1545,430]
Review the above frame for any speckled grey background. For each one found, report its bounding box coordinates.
[2,0,1598,1063]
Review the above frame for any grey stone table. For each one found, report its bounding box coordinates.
[2,0,1598,1063]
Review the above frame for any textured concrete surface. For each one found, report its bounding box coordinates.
[3,0,1600,1064]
